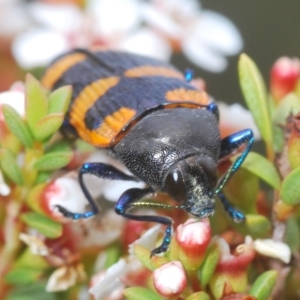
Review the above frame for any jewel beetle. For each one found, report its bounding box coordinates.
[42,49,254,256]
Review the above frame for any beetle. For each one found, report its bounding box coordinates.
[42,49,254,256]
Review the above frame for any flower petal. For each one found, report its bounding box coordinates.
[182,38,228,72]
[89,259,127,299]
[46,266,77,292]
[118,28,172,61]
[193,11,243,55]
[128,225,161,255]
[86,0,140,37]
[253,239,291,264]
[27,2,83,33]
[12,28,69,69]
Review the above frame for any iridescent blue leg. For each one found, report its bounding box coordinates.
[115,187,174,256]
[218,193,245,223]
[214,129,254,221]
[56,162,139,220]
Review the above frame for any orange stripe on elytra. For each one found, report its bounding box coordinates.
[41,53,86,89]
[165,88,209,106]
[69,77,137,148]
[124,66,184,79]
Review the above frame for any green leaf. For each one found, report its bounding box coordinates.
[280,166,300,205]
[285,217,300,252]
[238,54,274,159]
[0,148,23,184]
[273,93,300,124]
[244,214,271,238]
[133,244,153,270]
[123,287,161,300]
[33,150,73,171]
[2,104,33,148]
[25,74,48,136]
[21,212,62,238]
[240,152,281,190]
[249,270,277,300]
[33,113,64,141]
[199,244,220,287]
[5,268,43,285]
[186,292,211,300]
[48,85,72,114]
[15,248,49,270]
[6,282,55,300]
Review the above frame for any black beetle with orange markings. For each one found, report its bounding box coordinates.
[42,49,254,256]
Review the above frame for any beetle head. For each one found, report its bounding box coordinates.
[163,155,218,218]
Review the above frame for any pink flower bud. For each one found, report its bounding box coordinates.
[153,261,187,298]
[175,218,211,270]
[270,57,300,102]
[209,237,255,299]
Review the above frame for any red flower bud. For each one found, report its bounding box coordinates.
[270,57,300,102]
[175,218,211,270]
[153,261,187,298]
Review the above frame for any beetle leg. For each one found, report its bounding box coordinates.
[115,187,180,256]
[206,102,219,121]
[214,129,254,221]
[218,192,245,223]
[55,162,139,220]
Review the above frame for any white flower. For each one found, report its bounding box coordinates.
[128,224,161,255]
[12,0,170,69]
[89,259,127,300]
[141,0,243,72]
[11,0,242,72]
[19,233,49,256]
[46,264,86,292]
[253,238,291,264]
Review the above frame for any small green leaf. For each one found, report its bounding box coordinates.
[249,270,277,300]
[21,212,62,238]
[186,292,211,300]
[133,244,153,271]
[2,104,33,148]
[273,93,300,124]
[281,167,300,205]
[33,113,64,141]
[123,287,161,300]
[240,152,281,190]
[239,54,273,159]
[15,248,49,270]
[25,74,48,134]
[0,148,23,184]
[33,150,73,171]
[199,244,220,287]
[5,268,43,285]
[48,85,72,114]
[244,214,271,238]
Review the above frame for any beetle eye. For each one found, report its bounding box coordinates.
[164,168,186,203]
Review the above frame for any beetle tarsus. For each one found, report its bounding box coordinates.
[55,204,97,219]
[218,193,246,223]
